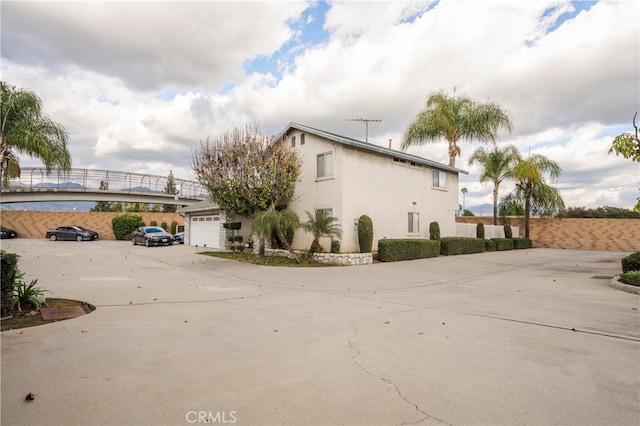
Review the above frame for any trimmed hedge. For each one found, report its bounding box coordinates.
[112,214,144,240]
[503,224,513,239]
[378,239,440,262]
[429,222,440,240]
[621,251,640,273]
[512,238,533,249]
[1,251,19,315]
[357,215,373,253]
[620,271,640,286]
[476,223,485,239]
[484,239,496,252]
[440,237,485,255]
[491,238,514,251]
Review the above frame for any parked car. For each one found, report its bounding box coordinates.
[0,226,17,239]
[132,226,174,247]
[174,232,184,244]
[46,226,99,241]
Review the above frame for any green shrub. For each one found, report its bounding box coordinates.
[503,224,513,239]
[357,215,373,253]
[429,222,440,240]
[512,238,533,249]
[619,271,640,286]
[621,251,640,273]
[476,223,485,239]
[223,222,242,231]
[12,274,50,312]
[440,237,485,255]
[160,222,168,231]
[170,221,178,235]
[484,239,496,252]
[1,251,19,315]
[150,220,158,226]
[331,240,340,254]
[491,238,514,251]
[112,214,144,240]
[378,239,440,262]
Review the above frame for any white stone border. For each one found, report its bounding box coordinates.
[609,276,640,295]
[264,249,372,266]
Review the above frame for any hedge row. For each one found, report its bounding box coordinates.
[378,239,440,262]
[621,251,640,273]
[1,251,19,315]
[440,237,485,255]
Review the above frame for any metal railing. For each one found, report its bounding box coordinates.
[2,167,207,199]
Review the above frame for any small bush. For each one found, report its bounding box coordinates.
[512,238,533,249]
[429,222,440,240]
[440,237,485,255]
[12,275,50,312]
[357,215,373,253]
[378,239,440,262]
[331,240,340,254]
[160,222,168,231]
[170,221,178,235]
[619,271,640,286]
[484,239,496,252]
[503,224,513,239]
[223,222,242,231]
[491,238,514,251]
[476,223,485,239]
[112,214,144,240]
[150,220,158,226]
[621,251,640,273]
[1,251,19,315]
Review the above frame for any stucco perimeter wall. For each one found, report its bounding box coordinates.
[456,216,640,252]
[0,210,184,240]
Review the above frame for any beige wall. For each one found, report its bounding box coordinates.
[456,216,640,252]
[0,210,184,240]
[286,130,460,252]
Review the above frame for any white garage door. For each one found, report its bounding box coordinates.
[189,215,221,248]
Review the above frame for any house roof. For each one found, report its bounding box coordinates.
[283,122,469,175]
[177,199,219,214]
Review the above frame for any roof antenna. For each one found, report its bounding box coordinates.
[346,118,382,143]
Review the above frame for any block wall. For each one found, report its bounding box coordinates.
[0,210,183,240]
[456,217,640,251]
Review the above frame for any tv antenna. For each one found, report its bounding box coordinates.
[346,118,382,143]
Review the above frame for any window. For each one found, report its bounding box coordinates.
[316,208,333,217]
[408,212,419,234]
[291,136,296,147]
[300,133,305,145]
[432,170,447,188]
[317,152,333,178]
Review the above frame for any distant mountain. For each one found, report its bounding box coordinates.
[33,182,85,189]
[467,204,493,216]
[1,201,96,211]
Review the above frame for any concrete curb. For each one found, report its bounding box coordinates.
[609,275,640,295]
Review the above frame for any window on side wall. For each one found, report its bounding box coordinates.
[316,208,333,217]
[291,136,296,147]
[301,133,305,145]
[317,152,333,178]
[408,212,419,234]
[432,170,447,188]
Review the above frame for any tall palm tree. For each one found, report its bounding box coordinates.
[468,144,521,225]
[300,210,342,255]
[251,205,300,263]
[502,154,564,238]
[0,81,72,185]
[402,90,513,167]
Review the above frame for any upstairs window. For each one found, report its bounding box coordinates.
[408,212,419,234]
[432,170,447,188]
[317,152,333,178]
[301,133,306,145]
[291,136,296,147]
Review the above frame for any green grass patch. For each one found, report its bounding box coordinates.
[619,271,640,286]
[198,251,330,267]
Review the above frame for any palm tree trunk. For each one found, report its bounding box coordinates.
[258,236,265,257]
[309,238,320,256]
[492,185,499,226]
[275,227,300,263]
[524,185,532,239]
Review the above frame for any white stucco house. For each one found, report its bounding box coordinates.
[179,122,467,252]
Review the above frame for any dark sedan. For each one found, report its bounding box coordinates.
[1,226,17,239]
[132,226,174,247]
[46,226,99,241]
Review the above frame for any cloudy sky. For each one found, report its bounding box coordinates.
[2,0,639,212]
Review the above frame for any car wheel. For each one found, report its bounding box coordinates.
[49,234,57,241]
[76,235,83,242]
[145,239,150,247]
[132,237,137,245]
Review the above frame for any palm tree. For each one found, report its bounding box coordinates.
[251,205,300,263]
[300,210,343,255]
[468,144,521,225]
[0,81,72,185]
[402,90,513,167]
[502,154,565,238]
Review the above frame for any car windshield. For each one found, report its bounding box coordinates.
[146,228,164,233]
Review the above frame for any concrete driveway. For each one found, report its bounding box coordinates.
[1,239,638,426]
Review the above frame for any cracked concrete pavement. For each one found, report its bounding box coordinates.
[1,239,638,425]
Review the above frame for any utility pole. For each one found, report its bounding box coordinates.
[346,118,382,143]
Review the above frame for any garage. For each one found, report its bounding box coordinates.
[189,214,221,248]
